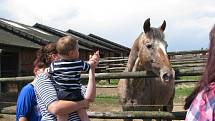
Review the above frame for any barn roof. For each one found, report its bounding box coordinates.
[88,34,130,52]
[0,28,41,49]
[0,18,91,51]
[33,23,113,52]
[0,18,130,54]
[67,29,130,52]
[0,18,41,49]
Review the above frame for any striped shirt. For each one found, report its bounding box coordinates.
[185,82,215,121]
[34,73,86,121]
[49,59,90,90]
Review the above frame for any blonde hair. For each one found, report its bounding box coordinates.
[56,36,78,55]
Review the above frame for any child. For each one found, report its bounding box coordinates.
[49,36,99,121]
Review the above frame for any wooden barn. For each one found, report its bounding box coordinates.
[0,18,130,92]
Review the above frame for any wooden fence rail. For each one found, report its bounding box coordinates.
[0,71,198,120]
[88,111,186,120]
[0,69,203,82]
[0,108,186,120]
[97,55,207,73]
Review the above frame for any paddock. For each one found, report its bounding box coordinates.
[0,49,207,120]
[0,71,198,120]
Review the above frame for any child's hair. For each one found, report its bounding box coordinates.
[56,36,78,55]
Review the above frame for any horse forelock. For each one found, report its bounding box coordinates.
[145,27,165,42]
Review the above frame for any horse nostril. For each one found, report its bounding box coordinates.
[151,59,155,63]
[162,73,173,82]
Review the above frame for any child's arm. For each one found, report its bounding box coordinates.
[88,51,100,68]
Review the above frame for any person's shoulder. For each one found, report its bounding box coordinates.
[18,83,35,97]
[36,73,49,79]
[20,83,34,92]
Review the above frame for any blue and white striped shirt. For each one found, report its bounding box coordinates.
[34,73,86,121]
[49,59,90,90]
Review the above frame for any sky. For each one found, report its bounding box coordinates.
[0,0,215,52]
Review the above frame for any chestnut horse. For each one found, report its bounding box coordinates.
[118,18,175,121]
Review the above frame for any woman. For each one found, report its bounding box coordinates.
[16,42,98,121]
[184,24,215,120]
[33,42,99,121]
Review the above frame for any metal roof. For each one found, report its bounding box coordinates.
[0,18,130,53]
[0,18,91,51]
[0,28,41,49]
[88,34,130,52]
[34,23,114,52]
[0,18,49,46]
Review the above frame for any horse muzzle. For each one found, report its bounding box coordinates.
[160,68,175,83]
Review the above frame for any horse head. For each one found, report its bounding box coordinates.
[128,18,174,83]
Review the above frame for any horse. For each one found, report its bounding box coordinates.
[118,18,175,121]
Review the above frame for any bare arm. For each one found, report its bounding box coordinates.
[18,117,28,121]
[48,67,96,115]
[84,68,96,101]
[85,51,99,101]
[48,65,98,114]
[34,74,89,116]
[48,99,89,115]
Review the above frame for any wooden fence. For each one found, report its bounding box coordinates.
[0,70,198,120]
[97,49,207,73]
[0,108,186,120]
[0,49,208,120]
[0,70,203,82]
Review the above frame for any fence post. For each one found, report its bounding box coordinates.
[0,82,1,96]
[0,51,1,96]
[0,49,2,96]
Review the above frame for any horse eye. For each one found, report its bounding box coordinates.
[146,44,152,49]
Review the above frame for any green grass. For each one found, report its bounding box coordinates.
[178,76,200,80]
[96,94,118,99]
[94,84,195,105]
[96,79,119,85]
[174,85,194,103]
[95,95,119,105]
[109,79,119,85]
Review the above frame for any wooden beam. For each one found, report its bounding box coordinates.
[0,108,186,120]
[0,69,203,82]
[88,111,186,120]
[168,49,208,55]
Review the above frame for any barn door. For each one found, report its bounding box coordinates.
[1,51,19,93]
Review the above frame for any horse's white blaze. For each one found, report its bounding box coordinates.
[158,42,167,55]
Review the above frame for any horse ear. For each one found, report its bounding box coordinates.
[160,20,166,31]
[143,18,151,33]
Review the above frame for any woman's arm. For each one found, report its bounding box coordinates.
[34,74,89,115]
[48,68,96,114]
[84,68,96,101]
[18,117,28,121]
[84,51,99,101]
[48,67,97,114]
[48,99,89,115]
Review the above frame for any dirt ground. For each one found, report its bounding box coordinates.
[0,87,185,121]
